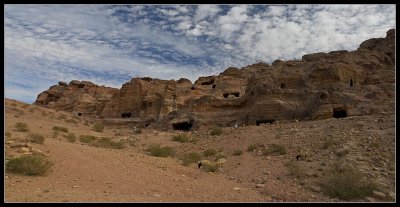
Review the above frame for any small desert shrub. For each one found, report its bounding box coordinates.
[181,152,202,166]
[146,144,175,157]
[57,114,67,120]
[52,126,68,133]
[21,104,29,109]
[41,111,48,117]
[64,133,76,142]
[262,144,286,156]
[215,153,226,160]
[52,131,59,138]
[15,122,29,132]
[201,163,219,173]
[247,144,258,152]
[6,154,53,175]
[210,126,223,136]
[10,102,17,107]
[79,135,97,143]
[92,123,104,132]
[28,133,45,144]
[322,162,376,200]
[322,138,336,150]
[233,149,243,156]
[92,137,125,149]
[285,161,306,178]
[28,108,35,113]
[171,134,190,143]
[65,119,78,124]
[5,132,11,138]
[83,121,90,126]
[203,148,217,157]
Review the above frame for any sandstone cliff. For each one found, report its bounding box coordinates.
[34,29,395,130]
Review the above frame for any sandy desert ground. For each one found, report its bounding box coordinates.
[4,98,395,202]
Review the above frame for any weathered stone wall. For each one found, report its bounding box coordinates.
[34,29,395,129]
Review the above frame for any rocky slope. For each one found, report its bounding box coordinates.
[33,29,395,130]
[5,98,395,202]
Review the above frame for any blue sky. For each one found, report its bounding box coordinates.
[4,4,396,104]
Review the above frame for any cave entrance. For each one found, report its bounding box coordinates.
[223,93,229,98]
[256,119,275,126]
[121,112,131,118]
[350,79,353,87]
[172,122,193,131]
[332,108,347,118]
[77,113,82,116]
[281,83,286,89]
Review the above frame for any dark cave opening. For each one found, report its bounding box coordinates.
[77,113,82,116]
[172,122,193,131]
[212,84,216,89]
[256,119,276,126]
[332,108,347,118]
[201,79,215,85]
[121,112,132,118]
[281,83,286,89]
[350,79,353,87]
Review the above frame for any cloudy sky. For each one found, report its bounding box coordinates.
[4,4,395,103]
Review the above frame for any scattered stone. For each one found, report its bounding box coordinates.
[72,186,79,188]
[372,191,386,200]
[335,147,349,157]
[233,187,241,191]
[310,186,321,192]
[5,141,15,145]
[18,147,30,153]
[365,197,376,202]
[387,192,395,200]
[256,184,265,188]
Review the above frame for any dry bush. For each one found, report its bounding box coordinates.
[21,104,29,109]
[233,149,243,156]
[171,134,190,143]
[210,126,223,136]
[92,123,104,132]
[79,135,97,143]
[63,133,76,142]
[52,126,68,133]
[15,122,29,132]
[181,152,202,166]
[146,144,175,157]
[65,119,78,124]
[91,137,125,149]
[285,161,306,178]
[83,121,90,126]
[6,154,53,175]
[203,148,217,157]
[321,161,376,200]
[201,162,219,173]
[5,132,11,138]
[262,144,286,155]
[28,133,45,144]
[28,108,35,113]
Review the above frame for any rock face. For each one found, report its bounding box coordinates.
[34,80,118,116]
[34,29,395,130]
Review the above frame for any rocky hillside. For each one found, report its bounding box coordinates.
[34,29,395,130]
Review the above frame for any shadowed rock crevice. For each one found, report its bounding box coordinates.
[172,122,193,131]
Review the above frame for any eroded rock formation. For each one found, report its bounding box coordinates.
[34,29,395,130]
